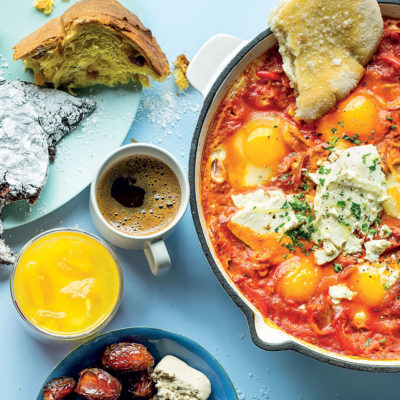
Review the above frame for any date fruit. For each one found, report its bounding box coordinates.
[102,343,154,373]
[127,370,155,398]
[75,368,122,400]
[43,377,76,400]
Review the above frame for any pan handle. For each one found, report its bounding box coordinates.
[187,34,246,97]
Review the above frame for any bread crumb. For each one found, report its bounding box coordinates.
[33,0,54,15]
[173,54,190,91]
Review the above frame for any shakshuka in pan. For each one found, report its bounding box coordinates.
[201,18,400,359]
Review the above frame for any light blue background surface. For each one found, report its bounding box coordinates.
[1,0,399,399]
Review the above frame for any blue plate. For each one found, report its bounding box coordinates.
[0,0,142,230]
[36,327,238,400]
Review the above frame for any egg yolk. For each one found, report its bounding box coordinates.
[243,126,287,168]
[222,116,291,188]
[389,185,400,205]
[316,91,386,147]
[350,268,387,307]
[275,257,321,303]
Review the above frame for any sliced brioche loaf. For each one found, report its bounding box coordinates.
[14,0,170,90]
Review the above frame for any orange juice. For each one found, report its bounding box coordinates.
[12,230,122,337]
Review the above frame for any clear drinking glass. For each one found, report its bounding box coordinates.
[10,228,124,341]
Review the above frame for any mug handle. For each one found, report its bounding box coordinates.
[144,240,171,276]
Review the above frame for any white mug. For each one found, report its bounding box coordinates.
[89,143,189,276]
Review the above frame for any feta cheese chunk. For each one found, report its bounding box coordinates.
[379,224,392,239]
[230,189,302,235]
[364,240,391,263]
[329,284,355,305]
[152,355,211,400]
[310,145,387,264]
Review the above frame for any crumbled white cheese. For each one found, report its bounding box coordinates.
[329,284,355,305]
[230,189,301,235]
[379,224,392,238]
[152,356,211,400]
[364,240,391,263]
[378,263,399,288]
[310,145,387,265]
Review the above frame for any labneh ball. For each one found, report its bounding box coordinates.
[152,355,211,400]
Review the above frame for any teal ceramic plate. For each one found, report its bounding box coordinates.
[36,327,238,399]
[0,0,141,230]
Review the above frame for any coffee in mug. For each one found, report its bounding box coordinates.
[96,155,181,236]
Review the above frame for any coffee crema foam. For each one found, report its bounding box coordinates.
[97,155,181,236]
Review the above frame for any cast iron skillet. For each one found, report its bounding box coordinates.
[189,1,400,372]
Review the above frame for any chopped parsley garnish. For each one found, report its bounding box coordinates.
[390,125,397,130]
[365,338,372,347]
[368,158,379,172]
[280,173,290,181]
[383,283,391,291]
[334,263,343,273]
[361,223,369,233]
[380,338,386,344]
[322,136,339,151]
[386,116,393,121]
[343,133,361,145]
[280,194,315,252]
[301,180,309,192]
[282,242,295,252]
[362,153,371,164]
[317,166,332,175]
[319,178,325,187]
[337,215,350,226]
[338,120,344,127]
[336,200,346,207]
[275,223,285,233]
[350,202,362,220]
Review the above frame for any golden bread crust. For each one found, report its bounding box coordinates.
[13,17,62,61]
[268,0,383,122]
[173,54,190,91]
[13,0,169,79]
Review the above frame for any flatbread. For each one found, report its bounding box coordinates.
[268,0,383,122]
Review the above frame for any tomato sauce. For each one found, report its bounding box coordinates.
[201,18,400,359]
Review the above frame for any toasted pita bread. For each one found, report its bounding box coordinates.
[268,0,383,122]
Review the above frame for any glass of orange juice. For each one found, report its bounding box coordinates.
[10,228,123,341]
